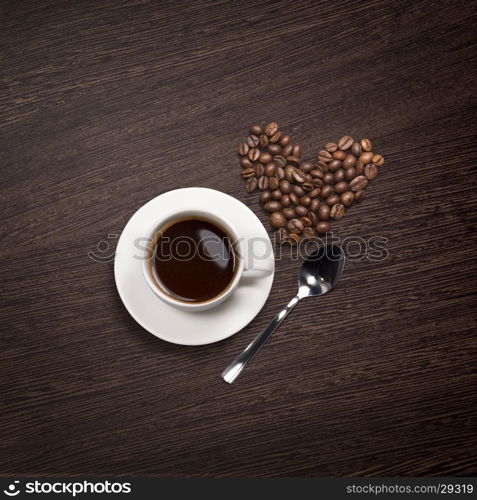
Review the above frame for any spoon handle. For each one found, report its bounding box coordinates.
[221,294,301,384]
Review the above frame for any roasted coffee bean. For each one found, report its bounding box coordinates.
[328,159,342,172]
[338,135,353,150]
[303,227,315,239]
[300,216,313,227]
[293,169,307,184]
[275,227,289,244]
[287,155,300,166]
[259,190,272,204]
[309,212,318,225]
[355,160,364,175]
[365,163,378,180]
[323,172,335,184]
[330,203,345,219]
[272,189,282,200]
[333,150,347,160]
[315,161,329,173]
[301,160,314,173]
[288,219,304,234]
[310,199,320,214]
[257,176,269,190]
[270,131,282,143]
[345,167,357,181]
[310,168,324,179]
[279,180,292,193]
[285,165,295,182]
[289,192,299,205]
[351,141,362,157]
[273,155,287,168]
[259,134,269,148]
[240,157,254,168]
[248,147,260,161]
[372,154,384,166]
[318,150,332,163]
[295,205,308,217]
[276,166,285,179]
[283,207,296,220]
[264,163,276,176]
[292,144,302,157]
[350,175,368,192]
[309,188,321,198]
[341,191,355,207]
[355,190,366,202]
[300,195,311,206]
[302,181,314,191]
[269,176,279,190]
[268,143,282,155]
[264,201,281,212]
[325,142,338,153]
[318,204,330,220]
[326,194,341,206]
[241,167,256,179]
[246,177,257,192]
[259,152,273,164]
[361,138,372,151]
[321,184,334,198]
[359,151,374,164]
[282,144,293,157]
[335,181,349,194]
[247,134,259,147]
[250,124,262,135]
[265,122,278,137]
[238,143,249,156]
[316,221,330,234]
[343,154,357,168]
[270,211,286,228]
[293,185,305,197]
[255,164,264,177]
[288,233,301,245]
[334,169,345,183]
[279,135,291,146]
[281,194,291,207]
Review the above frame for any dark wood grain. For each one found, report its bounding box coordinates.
[1,0,476,477]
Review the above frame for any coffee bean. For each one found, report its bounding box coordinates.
[323,173,334,185]
[293,169,307,183]
[355,190,366,202]
[264,163,276,176]
[270,211,286,228]
[333,150,347,160]
[275,227,289,244]
[288,218,304,234]
[264,200,282,212]
[355,160,364,175]
[268,143,282,155]
[321,184,334,199]
[259,152,273,164]
[246,177,257,192]
[285,165,295,182]
[241,167,256,179]
[326,194,341,206]
[343,154,357,168]
[248,147,259,161]
[359,152,374,164]
[315,161,328,173]
[280,135,291,146]
[255,164,264,177]
[307,188,319,200]
[303,227,315,239]
[238,143,249,156]
[283,207,296,219]
[325,142,338,152]
[259,190,272,204]
[318,150,332,163]
[334,181,349,194]
[289,192,299,205]
[287,155,300,166]
[338,135,353,150]
[318,204,330,220]
[361,138,372,151]
[273,155,287,168]
[247,134,259,147]
[341,191,354,207]
[270,131,282,143]
[258,176,269,190]
[269,177,279,190]
[300,216,313,227]
[310,169,324,179]
[293,184,305,197]
[279,180,292,193]
[281,194,291,207]
[328,159,342,172]
[351,141,362,157]
[282,144,293,157]
[364,163,378,180]
[250,124,262,135]
[316,221,330,234]
[295,205,308,217]
[345,167,357,180]
[302,181,314,191]
[276,166,285,180]
[301,160,314,173]
[272,189,282,200]
[292,144,302,157]
[334,168,345,183]
[350,175,368,192]
[330,203,345,219]
[372,154,384,166]
[265,122,278,137]
[240,157,254,168]
[288,233,301,245]
[309,212,318,225]
[259,134,269,148]
[300,195,311,206]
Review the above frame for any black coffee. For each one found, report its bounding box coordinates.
[151,218,237,303]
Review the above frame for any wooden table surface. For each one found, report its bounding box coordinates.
[1,0,476,477]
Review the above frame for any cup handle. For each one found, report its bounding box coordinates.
[241,263,274,279]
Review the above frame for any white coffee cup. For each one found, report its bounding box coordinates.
[141,209,273,311]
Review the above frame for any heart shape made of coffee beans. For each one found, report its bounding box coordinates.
[238,122,384,245]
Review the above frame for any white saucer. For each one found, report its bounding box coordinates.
[114,188,275,345]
